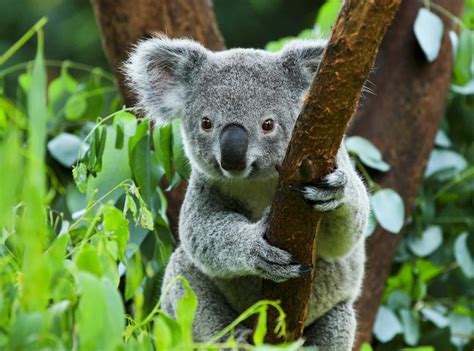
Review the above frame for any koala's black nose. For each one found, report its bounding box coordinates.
[219,123,249,172]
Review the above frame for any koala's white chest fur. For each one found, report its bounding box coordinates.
[216,176,278,222]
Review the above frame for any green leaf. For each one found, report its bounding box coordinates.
[345,136,390,172]
[454,232,474,278]
[425,149,467,179]
[64,95,87,121]
[414,9,444,62]
[73,163,88,193]
[153,313,182,351]
[360,343,373,351]
[176,278,198,344]
[373,305,402,343]
[408,225,443,257]
[400,309,420,346]
[75,243,103,277]
[371,189,405,233]
[130,132,153,210]
[7,312,44,350]
[125,252,143,301]
[103,205,130,260]
[315,0,342,36]
[387,290,411,310]
[47,132,85,167]
[76,272,125,351]
[449,311,472,347]
[453,29,473,86]
[154,123,173,182]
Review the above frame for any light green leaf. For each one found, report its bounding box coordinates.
[414,9,444,62]
[176,278,198,344]
[75,243,102,277]
[103,205,129,260]
[434,130,451,148]
[373,306,402,343]
[345,136,390,172]
[371,189,405,233]
[420,306,449,328]
[315,0,342,35]
[408,225,443,257]
[425,149,467,179]
[453,29,473,86]
[387,290,411,310]
[65,95,87,121]
[253,308,267,345]
[449,311,472,347]
[47,133,85,167]
[400,309,420,346]
[454,232,474,278]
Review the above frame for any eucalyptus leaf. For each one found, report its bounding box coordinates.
[453,29,473,86]
[373,305,402,342]
[454,232,474,278]
[345,136,390,172]
[425,149,467,179]
[414,9,444,62]
[47,133,86,167]
[400,309,420,346]
[408,225,443,257]
[449,312,472,347]
[371,189,405,233]
[434,130,451,148]
[64,95,87,121]
[420,306,449,328]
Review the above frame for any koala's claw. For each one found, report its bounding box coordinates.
[292,168,347,212]
[251,238,308,282]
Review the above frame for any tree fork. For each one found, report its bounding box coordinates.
[261,0,401,343]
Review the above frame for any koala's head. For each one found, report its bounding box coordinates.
[125,36,325,180]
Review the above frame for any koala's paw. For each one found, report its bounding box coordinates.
[293,168,347,212]
[250,236,312,283]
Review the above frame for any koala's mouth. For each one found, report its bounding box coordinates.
[215,159,257,179]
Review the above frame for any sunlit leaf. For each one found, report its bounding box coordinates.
[454,232,474,278]
[371,189,405,233]
[414,9,444,62]
[373,305,402,342]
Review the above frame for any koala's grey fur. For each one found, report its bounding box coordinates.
[125,36,369,350]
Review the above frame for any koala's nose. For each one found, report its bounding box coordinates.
[219,123,249,172]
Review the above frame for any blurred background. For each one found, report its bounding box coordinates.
[0,0,322,68]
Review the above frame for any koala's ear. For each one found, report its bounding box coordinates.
[280,39,326,81]
[124,36,208,124]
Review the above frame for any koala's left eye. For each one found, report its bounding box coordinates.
[201,117,213,131]
[261,119,275,132]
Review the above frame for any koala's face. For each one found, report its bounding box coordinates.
[126,37,325,180]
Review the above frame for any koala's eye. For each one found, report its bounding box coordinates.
[261,119,275,132]
[201,117,213,131]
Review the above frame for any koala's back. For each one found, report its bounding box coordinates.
[212,242,365,326]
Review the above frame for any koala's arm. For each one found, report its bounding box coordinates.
[317,146,370,259]
[179,175,306,281]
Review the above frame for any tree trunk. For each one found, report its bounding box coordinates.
[91,0,225,233]
[262,0,401,343]
[350,0,465,348]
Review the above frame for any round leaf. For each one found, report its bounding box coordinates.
[400,309,420,346]
[47,133,85,167]
[374,305,402,342]
[345,136,390,171]
[64,95,87,121]
[414,9,444,62]
[425,150,467,179]
[371,189,405,233]
[408,225,443,257]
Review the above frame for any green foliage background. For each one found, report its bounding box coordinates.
[0,1,473,350]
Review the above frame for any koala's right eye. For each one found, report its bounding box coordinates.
[201,117,213,131]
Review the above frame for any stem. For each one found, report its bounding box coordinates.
[0,17,48,66]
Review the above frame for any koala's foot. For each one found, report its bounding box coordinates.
[303,301,356,351]
[293,168,347,212]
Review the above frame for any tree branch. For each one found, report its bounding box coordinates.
[261,0,401,343]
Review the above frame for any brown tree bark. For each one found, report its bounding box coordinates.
[262,1,401,343]
[91,0,224,105]
[350,1,465,348]
[91,0,225,233]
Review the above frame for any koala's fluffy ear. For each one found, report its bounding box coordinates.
[124,36,208,124]
[280,39,326,82]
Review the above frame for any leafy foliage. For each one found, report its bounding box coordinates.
[0,1,473,350]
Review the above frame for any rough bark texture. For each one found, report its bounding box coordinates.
[350,1,465,348]
[91,0,225,233]
[262,1,401,343]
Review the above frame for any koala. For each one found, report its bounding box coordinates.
[125,36,369,351]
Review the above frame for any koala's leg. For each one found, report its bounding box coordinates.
[303,301,356,351]
[161,247,251,343]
